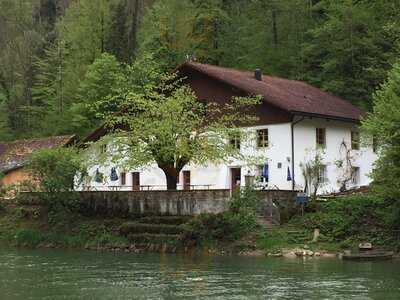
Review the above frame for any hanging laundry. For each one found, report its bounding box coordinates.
[287,166,292,181]
[110,167,119,181]
[94,169,103,183]
[262,163,269,182]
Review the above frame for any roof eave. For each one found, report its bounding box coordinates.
[291,111,361,124]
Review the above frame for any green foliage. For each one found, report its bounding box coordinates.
[301,0,400,109]
[1,0,400,139]
[294,195,397,245]
[14,229,44,247]
[183,187,261,244]
[362,62,400,200]
[120,223,183,235]
[28,147,85,224]
[29,147,85,193]
[300,149,326,198]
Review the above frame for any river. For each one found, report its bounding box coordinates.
[0,249,399,300]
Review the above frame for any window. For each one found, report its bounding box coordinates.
[229,133,241,150]
[100,144,107,153]
[316,128,326,148]
[257,129,269,148]
[318,165,328,183]
[351,167,360,185]
[120,172,126,185]
[351,131,360,150]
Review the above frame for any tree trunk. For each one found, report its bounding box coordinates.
[158,164,180,190]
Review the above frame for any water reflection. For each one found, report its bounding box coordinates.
[0,249,399,299]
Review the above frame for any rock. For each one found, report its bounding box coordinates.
[282,251,297,258]
[322,253,336,258]
[305,250,314,256]
[268,251,282,257]
[359,242,373,251]
[303,244,309,249]
[312,229,320,243]
[314,252,321,257]
[295,251,304,257]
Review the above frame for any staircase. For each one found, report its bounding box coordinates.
[119,216,191,253]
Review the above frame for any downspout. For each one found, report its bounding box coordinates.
[291,116,305,190]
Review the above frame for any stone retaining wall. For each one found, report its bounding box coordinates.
[18,189,298,218]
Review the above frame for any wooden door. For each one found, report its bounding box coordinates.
[132,172,140,191]
[183,171,191,190]
[230,168,241,191]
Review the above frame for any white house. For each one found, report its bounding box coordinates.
[79,62,377,194]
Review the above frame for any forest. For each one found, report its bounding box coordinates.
[0,0,399,141]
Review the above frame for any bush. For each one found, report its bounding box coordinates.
[182,187,262,244]
[28,147,85,224]
[120,223,183,235]
[28,147,85,193]
[14,229,44,247]
[293,195,396,244]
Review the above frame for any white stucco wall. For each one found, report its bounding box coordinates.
[78,118,377,194]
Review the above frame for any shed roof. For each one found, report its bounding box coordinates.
[0,135,76,174]
[179,62,365,122]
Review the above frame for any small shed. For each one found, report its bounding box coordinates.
[0,135,76,186]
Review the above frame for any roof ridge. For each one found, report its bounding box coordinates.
[182,61,364,121]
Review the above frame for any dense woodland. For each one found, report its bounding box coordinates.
[0,0,399,141]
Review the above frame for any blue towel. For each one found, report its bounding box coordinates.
[110,167,119,181]
[287,166,292,181]
[262,163,269,182]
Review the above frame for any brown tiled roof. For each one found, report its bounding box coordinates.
[0,135,76,174]
[181,62,364,122]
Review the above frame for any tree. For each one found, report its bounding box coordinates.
[89,55,260,190]
[300,149,326,199]
[301,0,400,109]
[137,0,196,71]
[28,147,85,193]
[362,62,400,200]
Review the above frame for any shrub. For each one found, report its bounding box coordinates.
[293,195,396,244]
[28,147,86,224]
[182,187,262,244]
[14,229,44,247]
[28,147,85,193]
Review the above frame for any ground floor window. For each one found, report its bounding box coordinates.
[351,167,360,185]
[318,165,328,183]
[120,172,126,185]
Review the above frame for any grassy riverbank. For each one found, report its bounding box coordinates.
[0,193,399,256]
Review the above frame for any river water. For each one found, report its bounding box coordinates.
[0,249,399,300]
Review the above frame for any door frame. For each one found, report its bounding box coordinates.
[230,167,241,191]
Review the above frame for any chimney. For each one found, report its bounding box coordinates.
[255,68,262,81]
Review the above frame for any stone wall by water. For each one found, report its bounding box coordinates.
[18,189,298,218]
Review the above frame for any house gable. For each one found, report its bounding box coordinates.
[178,65,292,126]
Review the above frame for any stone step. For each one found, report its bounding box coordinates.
[120,222,184,235]
[127,233,181,244]
[134,216,192,226]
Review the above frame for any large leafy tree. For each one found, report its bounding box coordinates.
[362,62,400,200]
[89,55,260,190]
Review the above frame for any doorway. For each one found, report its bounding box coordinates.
[230,168,241,191]
[131,172,140,191]
[183,171,191,190]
